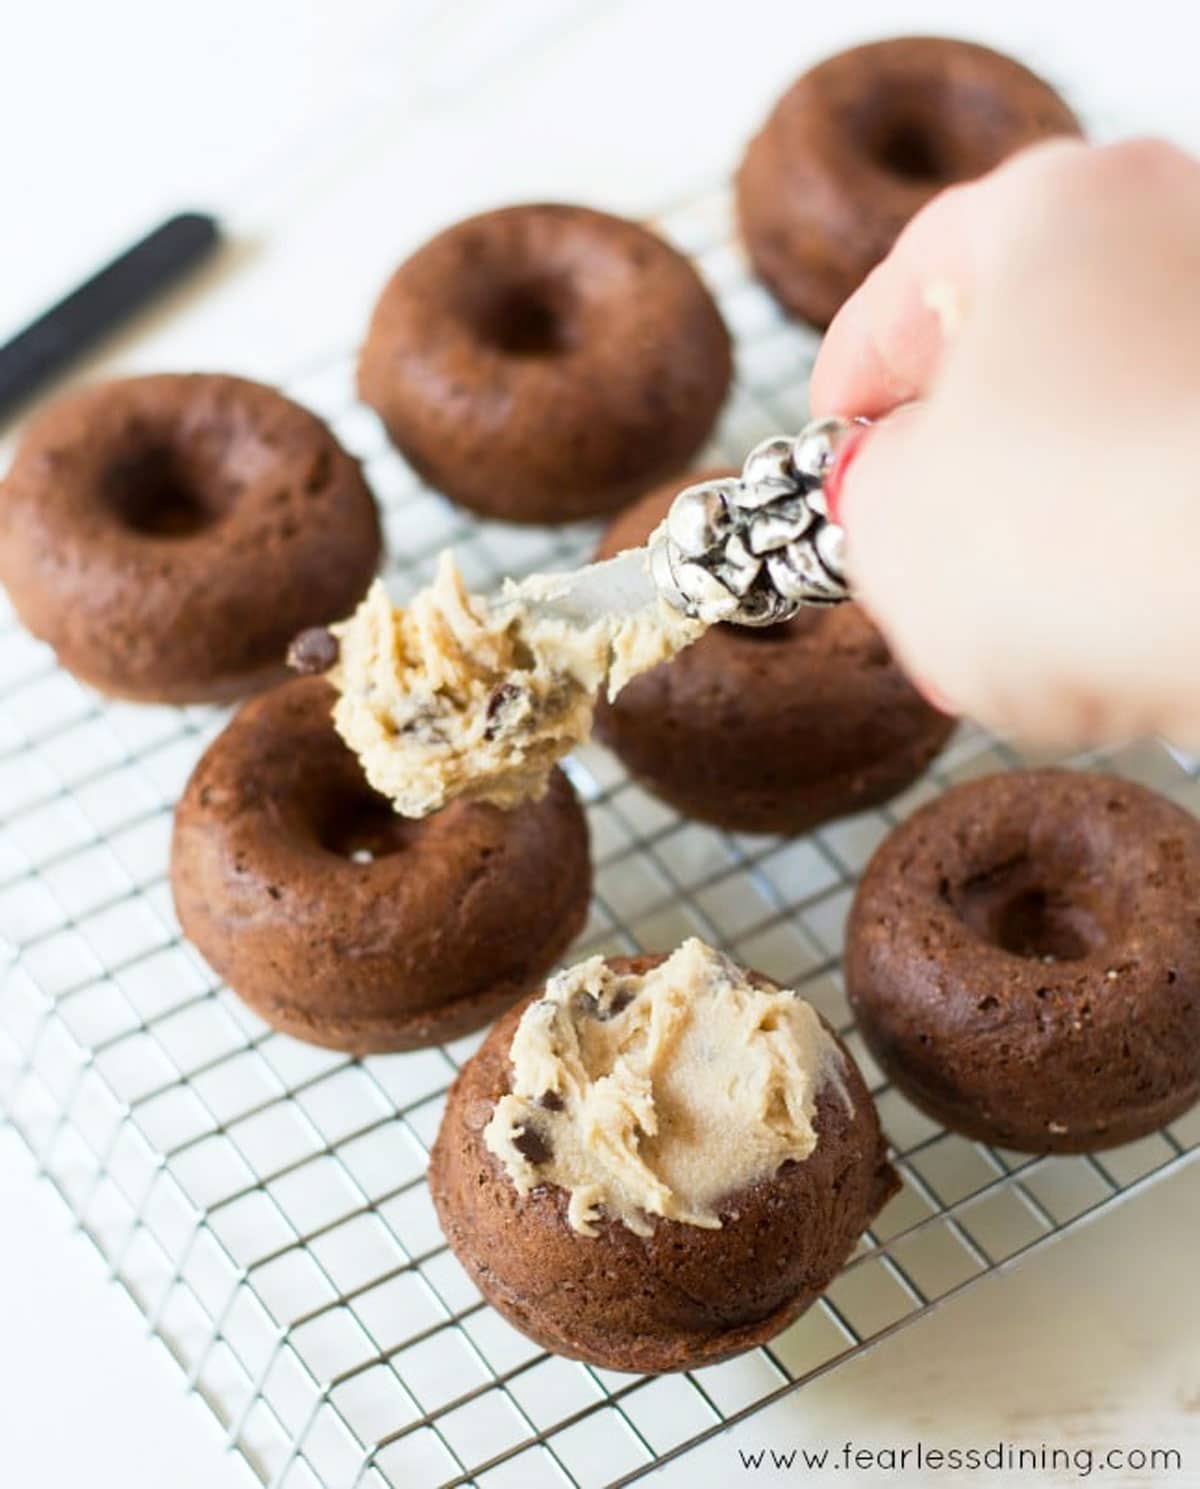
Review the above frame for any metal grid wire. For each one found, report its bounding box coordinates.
[2,187,1199,1489]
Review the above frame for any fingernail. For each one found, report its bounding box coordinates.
[826,403,923,527]
[824,423,869,527]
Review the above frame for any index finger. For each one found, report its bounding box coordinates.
[809,137,1086,419]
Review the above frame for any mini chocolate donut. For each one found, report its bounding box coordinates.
[358,204,732,523]
[170,677,591,1053]
[430,951,898,1373]
[0,374,381,702]
[592,471,954,834]
[846,770,1200,1152]
[737,37,1081,327]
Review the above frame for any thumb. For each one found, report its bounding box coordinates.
[836,404,959,714]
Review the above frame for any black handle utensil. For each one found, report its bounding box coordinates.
[0,212,221,426]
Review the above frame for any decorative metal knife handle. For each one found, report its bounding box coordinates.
[649,416,865,626]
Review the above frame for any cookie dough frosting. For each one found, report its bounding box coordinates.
[483,939,850,1236]
[329,553,702,818]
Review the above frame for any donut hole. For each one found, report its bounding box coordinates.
[471,277,576,357]
[853,81,991,187]
[101,445,233,538]
[989,888,1103,962]
[870,116,951,182]
[950,855,1110,963]
[317,789,415,862]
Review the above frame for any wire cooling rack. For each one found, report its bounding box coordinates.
[2,187,1199,1489]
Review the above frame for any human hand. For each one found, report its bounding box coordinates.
[811,137,1200,747]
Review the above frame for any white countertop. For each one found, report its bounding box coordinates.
[3,2,1200,1486]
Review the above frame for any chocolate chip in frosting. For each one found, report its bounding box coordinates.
[603,987,635,1020]
[512,1124,552,1165]
[287,626,340,675]
[576,985,635,1021]
[483,683,523,740]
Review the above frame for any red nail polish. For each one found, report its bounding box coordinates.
[824,424,869,527]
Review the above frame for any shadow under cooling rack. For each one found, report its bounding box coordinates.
[1,188,1198,1489]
